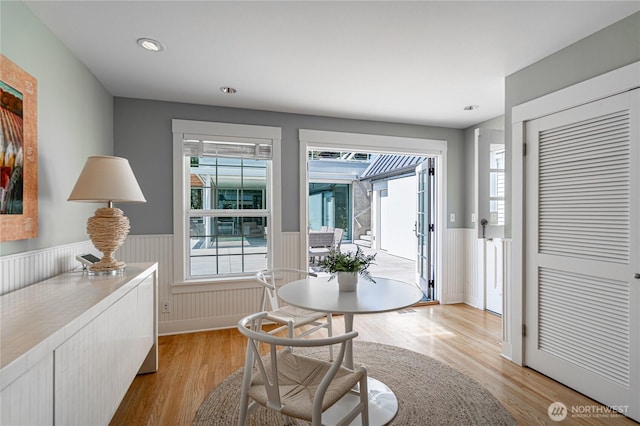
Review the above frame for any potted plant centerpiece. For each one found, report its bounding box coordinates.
[318,247,376,291]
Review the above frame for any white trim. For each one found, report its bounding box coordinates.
[159,315,242,335]
[510,61,640,366]
[513,62,640,123]
[171,119,282,285]
[172,119,281,140]
[0,239,95,295]
[309,178,354,184]
[299,129,447,301]
[170,278,260,294]
[299,129,447,155]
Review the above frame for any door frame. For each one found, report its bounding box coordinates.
[474,128,505,312]
[299,129,447,301]
[415,158,436,299]
[510,61,640,365]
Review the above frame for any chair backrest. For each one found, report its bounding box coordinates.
[333,228,344,250]
[238,311,357,414]
[309,232,334,248]
[255,268,313,311]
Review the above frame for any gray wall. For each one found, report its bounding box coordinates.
[462,115,505,229]
[6,2,636,255]
[0,1,113,256]
[504,11,640,237]
[114,98,466,234]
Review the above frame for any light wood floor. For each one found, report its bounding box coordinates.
[111,304,635,425]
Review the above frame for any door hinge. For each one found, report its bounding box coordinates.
[428,166,435,176]
[428,224,435,232]
[523,144,527,156]
[522,324,527,337]
[427,280,435,300]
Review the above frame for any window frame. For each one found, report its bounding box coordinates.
[172,120,282,289]
[489,145,506,226]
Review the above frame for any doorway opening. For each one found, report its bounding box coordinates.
[299,129,447,303]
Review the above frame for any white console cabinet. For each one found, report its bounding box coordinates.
[0,263,158,425]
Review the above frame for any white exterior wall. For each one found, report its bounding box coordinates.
[379,175,417,260]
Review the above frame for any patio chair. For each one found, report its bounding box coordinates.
[255,268,333,359]
[237,311,369,426]
[333,228,344,252]
[308,231,335,264]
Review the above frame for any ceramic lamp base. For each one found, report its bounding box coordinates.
[86,207,130,272]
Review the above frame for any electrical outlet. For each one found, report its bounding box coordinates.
[161,302,171,313]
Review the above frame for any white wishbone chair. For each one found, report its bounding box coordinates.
[255,268,334,359]
[237,311,369,426]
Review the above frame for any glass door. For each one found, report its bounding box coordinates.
[415,158,435,301]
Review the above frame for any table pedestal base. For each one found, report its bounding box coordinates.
[322,377,397,426]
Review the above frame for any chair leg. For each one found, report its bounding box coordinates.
[238,384,250,425]
[287,320,295,353]
[238,343,255,426]
[359,372,369,426]
[327,313,334,361]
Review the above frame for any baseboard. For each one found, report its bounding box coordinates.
[440,293,464,304]
[464,296,482,309]
[501,342,513,362]
[159,315,242,335]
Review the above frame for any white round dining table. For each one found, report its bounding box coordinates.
[278,275,423,426]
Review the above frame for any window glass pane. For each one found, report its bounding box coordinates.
[489,200,505,225]
[189,157,267,211]
[308,183,351,240]
[189,216,268,277]
[490,145,505,169]
[490,171,505,197]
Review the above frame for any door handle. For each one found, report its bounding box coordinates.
[480,219,488,239]
[635,273,640,279]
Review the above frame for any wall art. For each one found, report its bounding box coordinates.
[1,55,38,241]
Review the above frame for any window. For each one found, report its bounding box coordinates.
[173,120,281,284]
[489,145,505,225]
[308,182,351,240]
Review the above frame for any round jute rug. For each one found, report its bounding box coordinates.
[193,341,515,425]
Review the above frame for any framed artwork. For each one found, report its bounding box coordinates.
[0,55,38,241]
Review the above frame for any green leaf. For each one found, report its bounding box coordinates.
[318,247,377,282]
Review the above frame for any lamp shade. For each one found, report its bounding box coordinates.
[68,156,146,203]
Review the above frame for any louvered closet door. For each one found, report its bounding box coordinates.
[525,88,639,420]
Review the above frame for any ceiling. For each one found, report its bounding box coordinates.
[25,1,640,129]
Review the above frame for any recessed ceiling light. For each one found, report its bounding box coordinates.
[220,87,237,94]
[463,105,479,111]
[136,38,165,52]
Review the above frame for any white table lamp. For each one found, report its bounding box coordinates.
[68,156,146,272]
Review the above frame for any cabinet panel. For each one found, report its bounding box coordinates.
[0,352,53,426]
[54,279,154,425]
[1,263,157,426]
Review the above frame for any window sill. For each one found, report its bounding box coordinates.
[172,276,260,294]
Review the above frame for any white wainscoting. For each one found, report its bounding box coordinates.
[3,232,511,337]
[281,232,301,269]
[460,233,513,360]
[441,229,472,304]
[118,233,302,335]
[0,240,94,296]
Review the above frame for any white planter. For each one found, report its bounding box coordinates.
[337,272,358,292]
